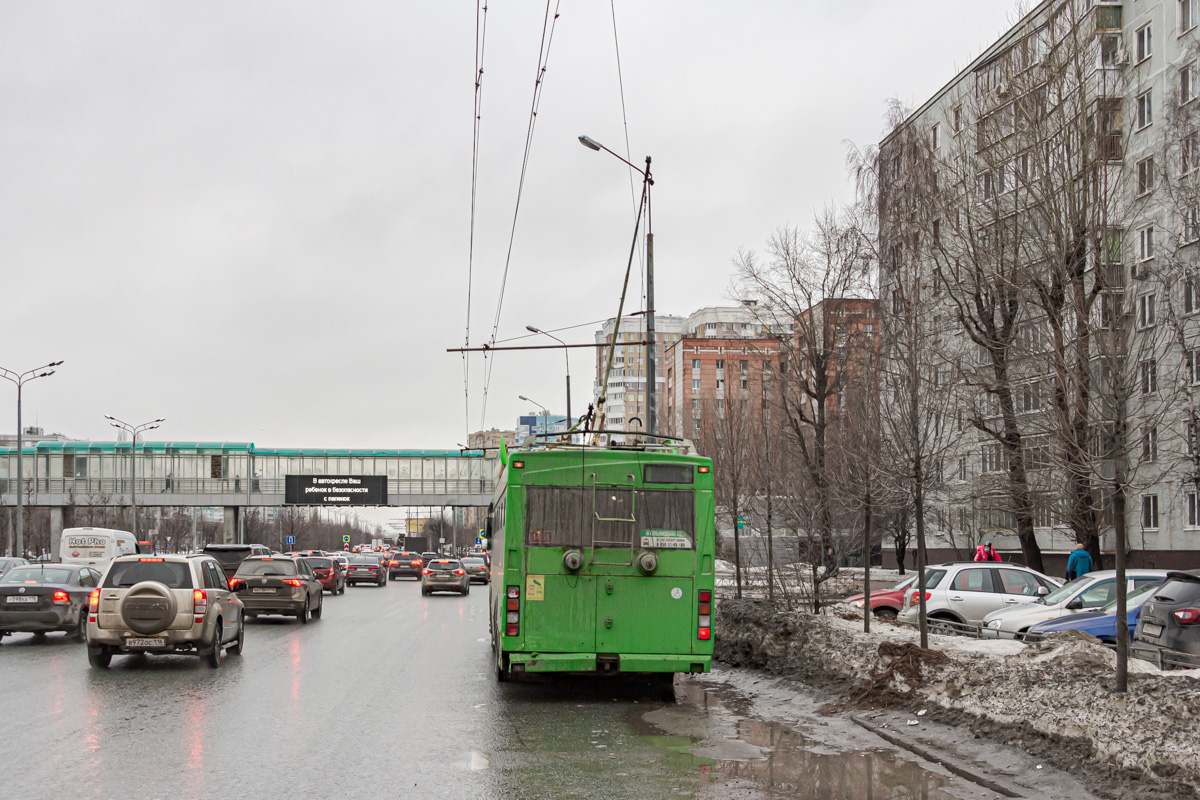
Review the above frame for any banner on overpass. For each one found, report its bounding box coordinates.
[285,475,388,505]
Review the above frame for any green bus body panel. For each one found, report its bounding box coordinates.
[596,577,693,654]
[490,446,716,674]
[522,575,596,652]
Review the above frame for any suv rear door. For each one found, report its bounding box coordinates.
[945,567,1000,624]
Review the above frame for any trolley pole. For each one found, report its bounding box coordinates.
[645,191,656,437]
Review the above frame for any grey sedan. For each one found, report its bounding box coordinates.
[0,564,102,643]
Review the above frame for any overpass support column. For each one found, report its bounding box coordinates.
[49,506,64,561]
[223,507,240,545]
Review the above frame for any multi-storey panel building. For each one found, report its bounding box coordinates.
[879,0,1200,570]
[593,314,685,439]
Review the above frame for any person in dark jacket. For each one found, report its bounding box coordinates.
[1066,542,1094,581]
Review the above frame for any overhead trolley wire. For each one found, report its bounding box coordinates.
[463,0,490,443]
[479,0,563,431]
[608,0,645,307]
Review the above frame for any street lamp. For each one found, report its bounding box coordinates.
[579,134,658,436]
[104,415,165,540]
[1,360,63,557]
[526,325,571,434]
[518,395,550,418]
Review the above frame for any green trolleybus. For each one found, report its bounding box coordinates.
[486,436,715,681]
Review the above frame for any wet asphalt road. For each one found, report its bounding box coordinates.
[1,577,1028,800]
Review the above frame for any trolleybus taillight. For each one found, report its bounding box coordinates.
[697,590,712,640]
[505,585,520,636]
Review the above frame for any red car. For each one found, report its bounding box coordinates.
[841,574,918,619]
[302,556,346,595]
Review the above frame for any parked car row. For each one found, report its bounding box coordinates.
[854,560,1200,667]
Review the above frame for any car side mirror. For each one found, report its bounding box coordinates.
[1066,597,1083,610]
[1037,586,1050,597]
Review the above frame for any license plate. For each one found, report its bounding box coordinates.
[1143,622,1164,637]
[126,638,166,648]
[252,588,274,594]
[5,596,38,603]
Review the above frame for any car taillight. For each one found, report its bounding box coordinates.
[193,589,207,622]
[411,560,421,566]
[1173,608,1200,625]
[282,578,303,587]
[52,590,71,605]
[422,568,433,575]
[228,577,239,588]
[390,560,398,566]
[909,590,932,606]
[368,566,378,571]
[89,589,100,610]
[139,558,164,562]
[698,589,712,639]
[505,585,520,636]
[454,569,465,576]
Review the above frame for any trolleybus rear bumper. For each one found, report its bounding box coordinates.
[506,652,710,674]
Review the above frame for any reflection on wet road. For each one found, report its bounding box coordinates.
[1,579,994,799]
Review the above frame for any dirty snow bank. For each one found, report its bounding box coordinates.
[716,598,1200,796]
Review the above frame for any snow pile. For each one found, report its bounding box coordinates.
[715,598,1200,795]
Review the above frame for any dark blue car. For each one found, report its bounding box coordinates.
[1028,582,1162,643]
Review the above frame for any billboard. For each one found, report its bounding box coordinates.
[285,475,388,505]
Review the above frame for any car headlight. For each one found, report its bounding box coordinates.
[986,619,1002,629]
[849,600,864,609]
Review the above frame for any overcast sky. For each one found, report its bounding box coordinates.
[2,1,1024,450]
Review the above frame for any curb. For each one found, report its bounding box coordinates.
[850,713,1024,798]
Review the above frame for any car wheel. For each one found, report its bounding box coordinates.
[928,617,959,637]
[463,585,470,596]
[312,596,323,620]
[496,652,508,683]
[230,614,245,656]
[872,608,897,622]
[338,582,345,595]
[298,599,310,625]
[378,577,385,587]
[205,620,223,669]
[421,587,430,596]
[88,644,112,669]
[76,613,89,643]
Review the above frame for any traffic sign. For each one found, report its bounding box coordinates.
[342,535,351,544]
[286,536,296,545]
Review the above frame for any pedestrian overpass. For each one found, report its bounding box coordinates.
[0,441,497,549]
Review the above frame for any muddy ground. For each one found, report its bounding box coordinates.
[715,598,1200,800]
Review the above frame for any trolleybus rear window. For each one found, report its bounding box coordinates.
[524,486,695,549]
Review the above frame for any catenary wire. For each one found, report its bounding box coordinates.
[463,0,490,443]
[479,1,563,430]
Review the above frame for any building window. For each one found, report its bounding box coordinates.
[1140,358,1158,394]
[1188,272,1200,313]
[953,105,963,132]
[931,123,941,150]
[1138,224,1155,260]
[1137,90,1154,129]
[1189,419,1199,455]
[716,379,725,391]
[1142,425,1158,462]
[1186,207,1200,243]
[1142,494,1160,530]
[691,379,700,391]
[1189,492,1200,527]
[715,359,724,370]
[1137,292,1157,328]
[1183,0,1197,33]
[1137,157,1155,196]
[1020,382,1041,412]
[981,443,1006,473]
[1190,350,1200,384]
[1136,23,1152,63]
[958,457,967,482]
[1184,63,1198,105]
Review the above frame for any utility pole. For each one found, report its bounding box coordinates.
[1,361,63,557]
[104,415,165,540]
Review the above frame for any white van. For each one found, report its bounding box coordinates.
[59,528,138,569]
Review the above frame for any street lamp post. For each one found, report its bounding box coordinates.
[1,361,63,558]
[104,415,165,540]
[579,135,657,436]
[526,325,571,434]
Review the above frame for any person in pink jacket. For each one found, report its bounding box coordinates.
[973,541,1002,562]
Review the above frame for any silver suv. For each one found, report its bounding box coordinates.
[87,554,246,669]
[896,561,1062,635]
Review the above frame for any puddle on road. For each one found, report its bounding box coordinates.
[631,681,972,800]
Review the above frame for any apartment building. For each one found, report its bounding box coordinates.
[663,336,782,443]
[794,298,879,424]
[879,0,1200,570]
[592,314,685,439]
